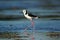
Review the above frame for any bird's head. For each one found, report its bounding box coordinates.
[22,9,27,14]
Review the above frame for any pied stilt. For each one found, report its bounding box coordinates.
[22,9,40,40]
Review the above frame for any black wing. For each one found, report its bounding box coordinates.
[28,13,37,17]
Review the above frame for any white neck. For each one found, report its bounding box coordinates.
[23,12,26,15]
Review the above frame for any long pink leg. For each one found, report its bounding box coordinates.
[31,20,35,40]
[23,19,34,33]
[23,22,32,35]
[23,20,35,40]
[23,26,31,35]
[31,20,34,27]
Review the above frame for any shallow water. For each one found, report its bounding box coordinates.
[0,0,60,40]
[0,19,60,32]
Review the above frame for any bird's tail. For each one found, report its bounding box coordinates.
[38,16,40,18]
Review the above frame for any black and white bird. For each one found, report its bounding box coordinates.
[22,9,40,21]
[22,9,39,39]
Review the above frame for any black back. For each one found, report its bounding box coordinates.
[26,10,37,17]
[28,13,37,17]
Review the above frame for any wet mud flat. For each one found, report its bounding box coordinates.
[0,32,60,40]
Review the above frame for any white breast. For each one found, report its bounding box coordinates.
[24,14,32,20]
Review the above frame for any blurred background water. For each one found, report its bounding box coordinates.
[0,0,60,40]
